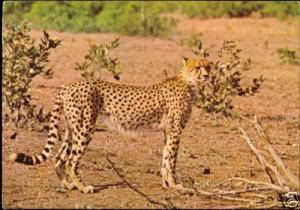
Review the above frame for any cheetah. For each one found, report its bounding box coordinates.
[10,57,211,193]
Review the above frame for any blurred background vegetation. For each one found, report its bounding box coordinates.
[4,1,299,37]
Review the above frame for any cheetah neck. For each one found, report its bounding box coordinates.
[176,71,200,92]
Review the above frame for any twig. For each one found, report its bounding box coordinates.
[238,127,275,184]
[105,155,174,209]
[253,115,299,191]
[238,127,288,190]
[193,187,258,205]
[218,177,288,193]
[213,186,280,196]
[185,116,294,208]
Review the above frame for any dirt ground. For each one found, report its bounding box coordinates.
[2,16,299,209]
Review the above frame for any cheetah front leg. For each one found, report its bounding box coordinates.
[161,122,183,190]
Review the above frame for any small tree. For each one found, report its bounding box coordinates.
[75,38,121,80]
[3,23,61,129]
[194,40,264,117]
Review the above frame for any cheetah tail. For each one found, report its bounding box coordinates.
[9,96,62,165]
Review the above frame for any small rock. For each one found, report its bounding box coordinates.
[189,154,197,159]
[10,131,18,140]
[114,75,120,80]
[250,169,256,177]
[202,167,210,175]
[145,168,154,174]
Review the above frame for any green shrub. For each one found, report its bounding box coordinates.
[180,33,202,48]
[75,38,121,80]
[3,1,34,25]
[194,40,264,117]
[277,48,300,65]
[179,1,262,18]
[22,2,105,32]
[3,2,297,36]
[4,1,176,37]
[260,1,299,19]
[3,23,61,129]
[95,2,177,37]
[179,1,298,19]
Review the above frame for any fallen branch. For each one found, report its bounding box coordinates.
[193,187,259,205]
[105,155,175,209]
[189,177,278,208]
[238,127,289,191]
[214,187,280,196]
[193,186,281,208]
[217,177,288,193]
[252,115,299,191]
[187,116,297,208]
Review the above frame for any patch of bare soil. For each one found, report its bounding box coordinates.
[3,17,299,208]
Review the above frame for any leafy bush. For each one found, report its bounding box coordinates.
[194,40,264,116]
[180,1,260,18]
[178,1,298,19]
[3,23,61,129]
[75,38,121,80]
[4,2,297,36]
[95,2,177,37]
[3,1,34,25]
[22,1,105,32]
[277,48,300,65]
[4,1,177,37]
[180,33,202,48]
[260,1,299,19]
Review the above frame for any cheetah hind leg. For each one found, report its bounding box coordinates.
[54,128,77,190]
[63,107,98,194]
[65,148,95,194]
[55,159,77,190]
[65,129,95,194]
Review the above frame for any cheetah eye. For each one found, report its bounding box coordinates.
[195,66,201,70]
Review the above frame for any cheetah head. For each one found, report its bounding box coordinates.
[180,57,211,85]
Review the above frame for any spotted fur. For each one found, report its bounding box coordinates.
[10,57,211,193]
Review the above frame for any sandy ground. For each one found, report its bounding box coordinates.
[2,16,299,208]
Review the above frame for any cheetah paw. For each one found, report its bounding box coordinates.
[81,185,95,194]
[64,182,77,190]
[61,180,77,190]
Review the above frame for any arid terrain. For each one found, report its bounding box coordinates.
[3,16,299,208]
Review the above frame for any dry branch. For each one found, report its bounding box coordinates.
[252,115,299,191]
[189,116,298,208]
[105,155,174,209]
[193,187,258,205]
[193,186,282,209]
[238,127,289,191]
[218,177,288,193]
[189,177,279,208]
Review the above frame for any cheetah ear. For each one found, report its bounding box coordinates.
[182,56,188,65]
